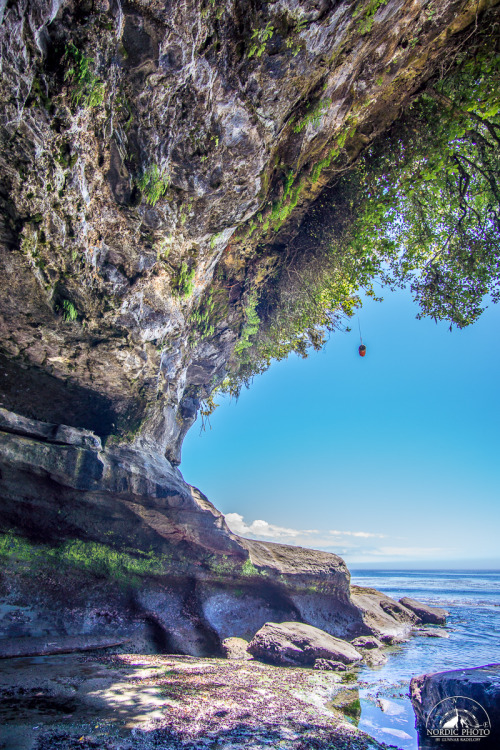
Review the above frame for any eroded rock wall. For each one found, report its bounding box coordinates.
[0,409,420,655]
[0,0,496,461]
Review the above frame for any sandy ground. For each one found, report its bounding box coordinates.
[0,653,388,750]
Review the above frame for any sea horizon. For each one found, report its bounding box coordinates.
[348,564,500,571]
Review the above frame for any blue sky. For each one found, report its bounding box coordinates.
[181,286,500,569]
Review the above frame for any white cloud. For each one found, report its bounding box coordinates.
[224,512,384,546]
[224,513,317,539]
[224,514,457,564]
[225,513,454,565]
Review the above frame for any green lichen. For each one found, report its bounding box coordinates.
[210,231,223,249]
[353,0,389,34]
[234,291,260,355]
[190,289,216,339]
[294,99,332,133]
[241,559,259,576]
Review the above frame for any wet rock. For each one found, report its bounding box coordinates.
[0,653,389,750]
[350,634,388,664]
[399,597,447,625]
[313,658,347,671]
[329,688,362,719]
[411,664,500,749]
[414,627,450,638]
[363,649,388,666]
[247,621,362,667]
[351,635,383,650]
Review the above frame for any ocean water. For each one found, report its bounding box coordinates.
[346,570,500,749]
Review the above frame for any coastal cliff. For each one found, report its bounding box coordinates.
[0,0,497,658]
[0,408,420,656]
[1,0,496,455]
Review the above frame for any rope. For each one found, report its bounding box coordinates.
[358,317,363,345]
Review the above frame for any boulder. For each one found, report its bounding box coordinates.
[350,586,416,641]
[350,635,387,664]
[399,597,447,625]
[351,635,383,650]
[221,637,252,660]
[411,664,500,749]
[363,649,388,666]
[247,621,362,667]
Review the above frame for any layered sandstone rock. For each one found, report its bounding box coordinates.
[399,597,448,625]
[0,411,427,657]
[0,0,496,663]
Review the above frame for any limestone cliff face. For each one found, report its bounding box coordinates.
[0,0,495,463]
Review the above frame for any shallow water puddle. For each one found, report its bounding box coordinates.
[356,692,417,750]
[324,662,418,750]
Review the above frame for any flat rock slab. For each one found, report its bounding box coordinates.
[362,649,388,667]
[399,597,447,625]
[313,658,347,671]
[411,663,500,749]
[248,621,362,667]
[0,635,131,658]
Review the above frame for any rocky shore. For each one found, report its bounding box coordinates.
[0,650,399,750]
[0,408,432,662]
[0,410,457,750]
[0,594,452,750]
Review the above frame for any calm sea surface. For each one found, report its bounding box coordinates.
[347,570,500,749]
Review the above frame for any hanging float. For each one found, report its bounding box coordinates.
[358,318,366,357]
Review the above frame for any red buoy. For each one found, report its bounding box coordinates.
[359,344,366,357]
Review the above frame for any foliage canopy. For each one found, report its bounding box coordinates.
[349,46,500,329]
[221,33,500,396]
